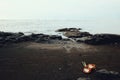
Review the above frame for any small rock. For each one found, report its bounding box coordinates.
[56,28,81,32]
[18,32,24,35]
[97,69,119,75]
[58,67,62,70]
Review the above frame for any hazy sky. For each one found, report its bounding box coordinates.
[0,0,120,20]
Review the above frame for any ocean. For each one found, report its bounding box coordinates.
[0,20,120,36]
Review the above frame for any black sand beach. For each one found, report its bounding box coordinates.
[0,42,120,80]
[0,28,120,80]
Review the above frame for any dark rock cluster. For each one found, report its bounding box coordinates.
[0,32,62,46]
[84,34,120,45]
[57,28,120,45]
[1,27,120,46]
[0,32,24,44]
[56,28,81,32]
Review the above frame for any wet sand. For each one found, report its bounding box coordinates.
[0,42,120,80]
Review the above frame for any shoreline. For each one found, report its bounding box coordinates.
[1,28,120,47]
[0,28,120,80]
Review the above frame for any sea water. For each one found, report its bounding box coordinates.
[0,19,120,36]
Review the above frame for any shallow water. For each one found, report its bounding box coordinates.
[0,19,120,35]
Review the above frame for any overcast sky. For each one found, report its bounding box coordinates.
[0,0,120,20]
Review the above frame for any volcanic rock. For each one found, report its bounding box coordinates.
[65,32,92,38]
[85,34,120,45]
[56,28,81,32]
[49,35,62,40]
[96,69,119,75]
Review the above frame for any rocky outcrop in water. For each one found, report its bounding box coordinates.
[0,32,24,43]
[64,31,92,38]
[1,27,120,46]
[0,32,62,46]
[84,34,120,45]
[56,28,92,38]
[75,34,120,45]
[56,28,81,32]
[57,28,120,45]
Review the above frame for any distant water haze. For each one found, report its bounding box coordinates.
[0,20,120,35]
[0,0,120,35]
